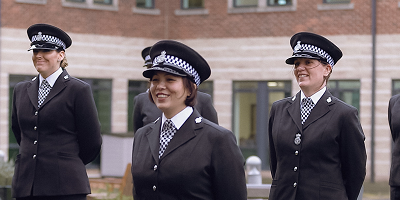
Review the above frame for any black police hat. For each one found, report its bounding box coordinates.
[285,32,342,67]
[141,46,152,68]
[143,40,211,86]
[27,24,72,51]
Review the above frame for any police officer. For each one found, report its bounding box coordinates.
[268,32,366,200]
[11,23,102,200]
[132,46,219,133]
[131,40,246,200]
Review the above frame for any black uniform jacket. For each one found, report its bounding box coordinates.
[133,91,218,132]
[131,109,247,200]
[11,70,102,197]
[268,90,366,200]
[389,93,400,186]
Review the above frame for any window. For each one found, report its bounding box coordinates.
[234,0,257,7]
[94,0,112,5]
[15,0,47,4]
[328,80,360,111]
[62,0,118,11]
[136,0,154,8]
[324,0,350,3]
[128,80,149,132]
[228,0,296,13]
[268,0,292,6]
[233,81,291,169]
[392,80,400,95]
[182,0,204,9]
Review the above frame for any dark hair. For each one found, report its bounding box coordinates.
[148,75,198,107]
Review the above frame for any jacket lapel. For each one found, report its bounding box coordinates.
[287,92,302,133]
[146,118,162,164]
[39,70,69,109]
[27,76,40,109]
[302,90,335,129]
[159,109,201,160]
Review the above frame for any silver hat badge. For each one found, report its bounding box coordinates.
[156,51,166,63]
[294,41,302,53]
[37,32,43,41]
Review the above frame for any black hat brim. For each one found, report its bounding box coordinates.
[285,53,322,65]
[143,65,188,79]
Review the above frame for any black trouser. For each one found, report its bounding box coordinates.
[16,194,87,200]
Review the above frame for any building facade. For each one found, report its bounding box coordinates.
[0,0,397,181]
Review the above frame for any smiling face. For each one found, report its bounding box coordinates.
[293,58,332,97]
[32,49,64,78]
[149,71,190,118]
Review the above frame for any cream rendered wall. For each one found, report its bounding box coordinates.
[1,27,396,181]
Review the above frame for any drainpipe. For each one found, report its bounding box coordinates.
[370,0,376,183]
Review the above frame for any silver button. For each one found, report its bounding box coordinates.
[294,167,298,171]
[34,126,37,130]
[293,182,297,187]
[154,165,158,171]
[153,185,156,191]
[295,151,299,155]
[33,155,36,159]
[34,111,38,116]
[34,140,37,145]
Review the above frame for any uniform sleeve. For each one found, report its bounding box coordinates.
[11,85,22,145]
[389,96,396,141]
[133,95,144,133]
[211,130,247,200]
[340,108,366,200]
[268,102,277,178]
[75,83,102,165]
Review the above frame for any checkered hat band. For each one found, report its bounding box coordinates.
[294,44,335,67]
[31,34,66,50]
[153,54,201,86]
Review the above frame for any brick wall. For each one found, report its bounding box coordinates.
[1,0,390,39]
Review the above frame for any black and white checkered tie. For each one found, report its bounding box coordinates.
[38,79,51,108]
[159,119,176,158]
[301,97,315,124]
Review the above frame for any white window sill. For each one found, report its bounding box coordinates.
[62,0,118,11]
[132,7,160,15]
[174,8,209,16]
[15,0,46,4]
[317,3,354,10]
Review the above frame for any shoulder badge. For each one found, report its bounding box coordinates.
[195,117,202,124]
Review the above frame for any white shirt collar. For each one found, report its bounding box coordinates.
[161,106,193,130]
[300,86,326,105]
[39,67,63,87]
